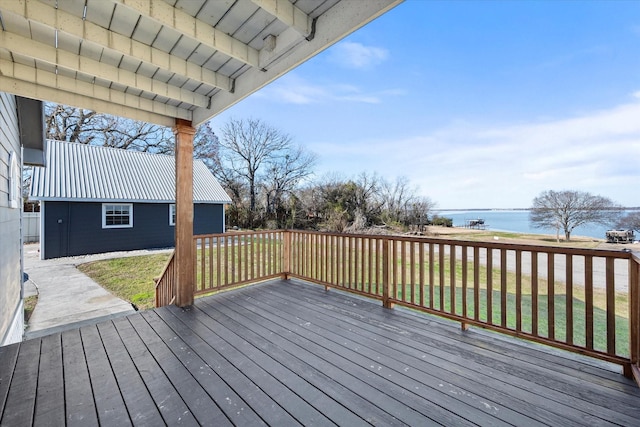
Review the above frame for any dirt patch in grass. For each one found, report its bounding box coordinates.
[424,226,603,249]
[78,253,171,310]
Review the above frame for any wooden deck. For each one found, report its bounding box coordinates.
[1,280,639,426]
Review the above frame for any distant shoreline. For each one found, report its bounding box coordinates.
[435,207,640,212]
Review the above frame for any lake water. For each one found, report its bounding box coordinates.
[436,210,631,240]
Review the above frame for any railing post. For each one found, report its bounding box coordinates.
[383,239,394,309]
[629,254,640,384]
[283,230,291,280]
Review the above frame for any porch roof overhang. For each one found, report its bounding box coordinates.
[0,0,403,127]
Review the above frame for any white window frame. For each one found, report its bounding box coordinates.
[169,204,176,226]
[102,203,133,229]
[8,151,20,209]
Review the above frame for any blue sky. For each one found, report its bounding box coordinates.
[210,0,640,209]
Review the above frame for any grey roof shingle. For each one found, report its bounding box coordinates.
[30,140,232,204]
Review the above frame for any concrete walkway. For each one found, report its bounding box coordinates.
[23,243,173,339]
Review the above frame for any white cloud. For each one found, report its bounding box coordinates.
[255,74,401,105]
[311,99,640,209]
[329,41,389,69]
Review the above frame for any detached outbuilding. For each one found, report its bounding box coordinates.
[30,140,231,259]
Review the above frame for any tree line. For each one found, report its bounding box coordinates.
[40,104,639,238]
[40,105,438,232]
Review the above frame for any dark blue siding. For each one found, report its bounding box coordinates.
[43,201,224,259]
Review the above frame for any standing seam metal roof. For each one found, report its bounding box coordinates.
[30,140,232,204]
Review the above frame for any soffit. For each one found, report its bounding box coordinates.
[0,0,402,127]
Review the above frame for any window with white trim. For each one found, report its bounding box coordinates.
[8,151,20,209]
[102,203,133,228]
[169,204,176,226]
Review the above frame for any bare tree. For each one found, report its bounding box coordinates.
[217,118,315,228]
[263,145,317,226]
[45,103,173,151]
[616,211,640,233]
[406,196,437,232]
[529,190,623,241]
[379,176,417,225]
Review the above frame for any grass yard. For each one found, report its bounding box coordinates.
[23,295,38,323]
[78,253,171,310]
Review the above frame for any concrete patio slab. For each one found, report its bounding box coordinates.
[22,243,172,339]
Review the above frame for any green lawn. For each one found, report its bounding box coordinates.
[78,253,171,310]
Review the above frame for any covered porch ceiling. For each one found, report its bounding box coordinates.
[0,0,403,127]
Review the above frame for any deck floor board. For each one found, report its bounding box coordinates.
[1,279,640,426]
[266,282,640,424]
[33,334,65,426]
[280,282,640,423]
[244,284,592,427]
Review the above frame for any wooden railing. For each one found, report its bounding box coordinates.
[193,230,284,296]
[287,230,639,377]
[154,229,640,382]
[154,251,176,307]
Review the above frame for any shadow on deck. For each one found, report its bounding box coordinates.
[1,279,639,426]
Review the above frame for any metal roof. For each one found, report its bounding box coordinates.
[0,0,402,127]
[30,140,232,203]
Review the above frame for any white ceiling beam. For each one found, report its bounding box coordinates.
[0,31,209,108]
[0,75,179,126]
[114,0,259,67]
[251,0,312,38]
[0,59,187,121]
[0,0,232,92]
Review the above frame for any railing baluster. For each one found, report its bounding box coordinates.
[548,253,555,340]
[224,235,229,286]
[391,239,397,300]
[420,242,425,308]
[500,249,507,328]
[375,238,381,295]
[531,251,538,336]
[361,237,366,293]
[238,234,243,282]
[585,255,594,350]
[606,257,616,354]
[566,254,573,346]
[515,250,522,333]
[341,235,347,288]
[439,243,445,311]
[383,238,391,308]
[487,248,493,325]
[410,241,416,305]
[208,236,213,289]
[429,243,435,309]
[352,236,358,290]
[401,241,407,302]
[473,246,480,322]
[244,234,249,282]
[461,246,467,319]
[450,244,456,314]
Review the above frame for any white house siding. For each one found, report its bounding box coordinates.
[0,92,23,345]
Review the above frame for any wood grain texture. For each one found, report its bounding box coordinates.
[3,279,639,425]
